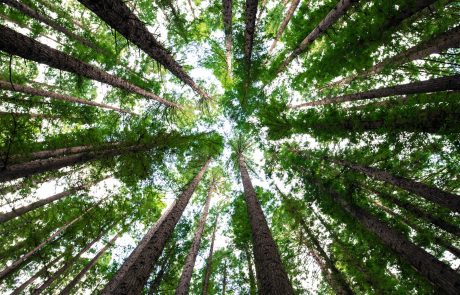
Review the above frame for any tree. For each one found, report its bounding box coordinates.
[244,0,258,66]
[267,0,301,55]
[222,0,233,77]
[201,213,219,295]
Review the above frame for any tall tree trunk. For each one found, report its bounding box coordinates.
[148,246,174,295]
[238,153,294,294]
[0,203,97,280]
[291,75,460,108]
[222,259,227,295]
[325,26,460,89]
[276,0,357,74]
[76,0,211,102]
[101,159,211,295]
[244,0,258,66]
[321,183,460,295]
[187,0,196,18]
[202,214,219,295]
[0,25,179,108]
[176,179,214,295]
[0,80,135,114]
[0,169,70,196]
[59,233,121,295]
[268,0,301,55]
[244,246,257,295]
[332,158,460,213]
[222,0,233,78]
[1,0,104,53]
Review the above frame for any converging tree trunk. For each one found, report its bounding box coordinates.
[77,0,211,102]
[244,246,257,295]
[291,75,460,108]
[238,153,294,294]
[222,0,233,77]
[0,25,180,108]
[244,0,258,66]
[268,0,301,55]
[101,159,211,295]
[202,214,219,295]
[176,179,215,295]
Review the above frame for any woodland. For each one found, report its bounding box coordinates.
[0,0,459,294]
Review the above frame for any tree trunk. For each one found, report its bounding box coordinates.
[148,248,173,295]
[187,0,196,18]
[176,179,214,295]
[0,169,70,196]
[291,75,460,108]
[323,184,460,295]
[101,159,211,295]
[77,0,211,102]
[222,0,233,78]
[0,25,179,108]
[325,26,460,89]
[0,203,97,280]
[238,153,294,294]
[1,0,104,53]
[268,0,301,55]
[256,0,267,23]
[0,80,135,114]
[202,214,219,295]
[222,259,227,295]
[333,158,460,213]
[244,246,257,295]
[276,0,357,74]
[244,0,258,66]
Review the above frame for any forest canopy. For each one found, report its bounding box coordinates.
[0,0,459,294]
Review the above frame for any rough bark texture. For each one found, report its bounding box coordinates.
[77,0,211,102]
[176,180,214,295]
[277,0,357,74]
[0,25,179,108]
[324,185,460,295]
[0,80,135,114]
[268,0,301,55]
[291,75,460,108]
[334,158,460,213]
[244,0,258,65]
[238,154,294,294]
[222,0,233,77]
[101,159,211,295]
[202,214,219,295]
[59,233,120,295]
[325,26,460,89]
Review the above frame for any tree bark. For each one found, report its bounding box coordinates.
[325,26,460,89]
[276,0,357,74]
[77,0,211,102]
[323,184,460,295]
[244,246,257,295]
[268,0,301,55]
[0,25,179,108]
[238,153,294,294]
[176,179,215,295]
[101,159,211,295]
[291,75,460,108]
[59,233,121,295]
[244,0,258,66]
[202,213,219,295]
[333,158,460,213]
[0,80,135,114]
[222,0,233,78]
[222,260,227,295]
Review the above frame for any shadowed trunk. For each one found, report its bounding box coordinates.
[0,80,135,114]
[268,0,301,55]
[148,246,175,295]
[276,0,357,74]
[101,159,211,295]
[238,153,294,294]
[244,246,257,295]
[77,0,211,101]
[222,0,233,78]
[222,260,227,295]
[176,179,215,295]
[291,75,460,108]
[0,25,179,108]
[202,214,219,295]
[244,0,258,66]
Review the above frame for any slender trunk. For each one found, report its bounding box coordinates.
[0,25,179,108]
[325,26,460,89]
[238,154,294,294]
[59,233,121,295]
[148,249,172,295]
[268,0,301,55]
[1,0,104,53]
[202,214,219,295]
[322,184,460,295]
[291,75,460,108]
[333,158,460,213]
[0,203,97,280]
[276,0,357,74]
[244,246,257,295]
[35,0,86,30]
[222,0,233,78]
[176,180,215,295]
[77,0,211,102]
[187,0,196,18]
[0,80,135,114]
[244,0,258,66]
[222,260,227,295]
[101,159,211,295]
[256,0,267,23]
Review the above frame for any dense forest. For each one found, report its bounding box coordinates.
[0,0,459,294]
